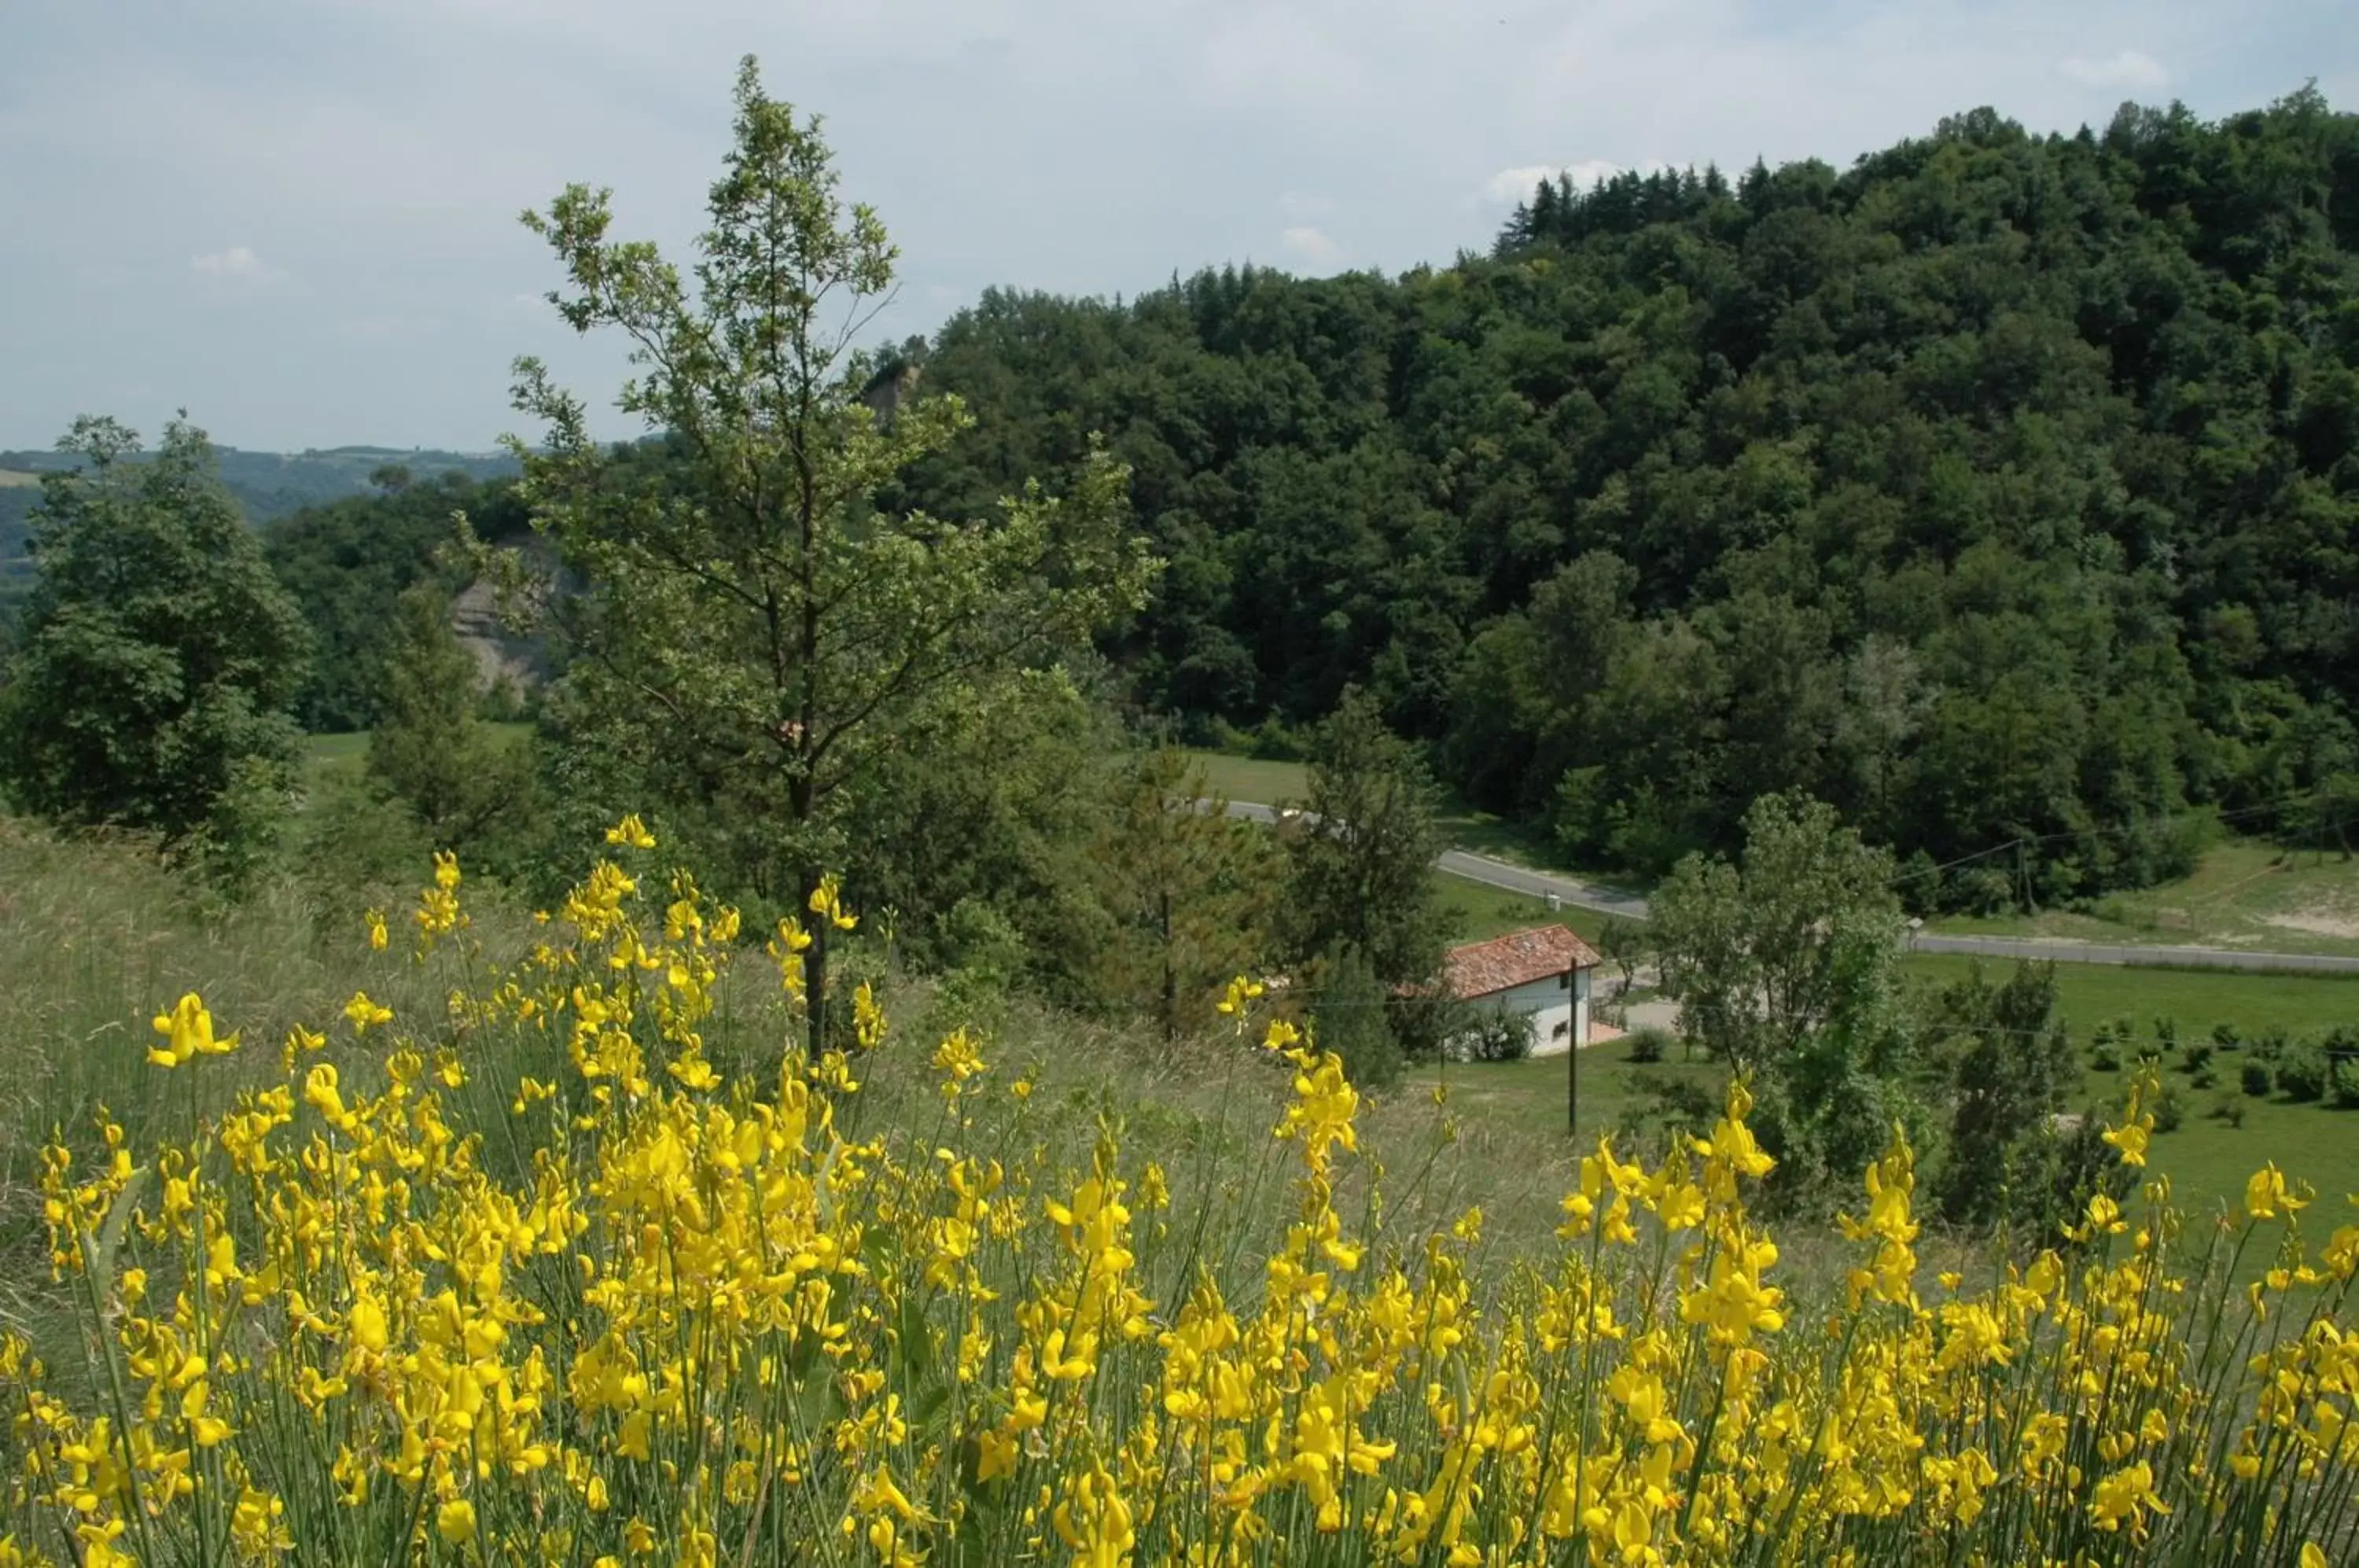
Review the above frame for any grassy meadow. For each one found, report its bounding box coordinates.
[1932,836,2359,958]
[1183,747,1605,876]
[0,746,2350,1564]
[10,815,2359,1565]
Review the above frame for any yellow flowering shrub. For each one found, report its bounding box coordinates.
[6,825,2359,1566]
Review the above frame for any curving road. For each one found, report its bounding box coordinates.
[1221,800,2359,976]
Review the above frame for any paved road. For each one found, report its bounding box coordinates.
[1904,933,2359,974]
[1223,800,2359,976]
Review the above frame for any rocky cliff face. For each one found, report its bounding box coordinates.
[451,576,547,698]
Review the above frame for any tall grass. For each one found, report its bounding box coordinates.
[6,823,2356,1565]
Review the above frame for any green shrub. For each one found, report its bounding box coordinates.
[1625,1024,1672,1065]
[2181,1042,2214,1075]
[2092,1044,2122,1073]
[2208,1094,2248,1128]
[2152,1084,2187,1133]
[2333,1055,2359,1111]
[2242,1061,2276,1098]
[2190,1066,2217,1091]
[1455,1007,1536,1064]
[2210,1022,2243,1051]
[2279,1047,2328,1104]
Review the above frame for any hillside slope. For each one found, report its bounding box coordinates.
[896,91,2359,908]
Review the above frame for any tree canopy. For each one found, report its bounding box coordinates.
[497,57,1161,1042]
[893,89,2359,906]
[0,416,308,854]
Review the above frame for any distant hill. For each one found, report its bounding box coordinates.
[0,444,520,604]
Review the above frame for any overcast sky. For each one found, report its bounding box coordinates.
[2,1,2350,453]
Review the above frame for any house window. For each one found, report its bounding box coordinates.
[1554,1021,1570,1040]
[1559,969,1572,990]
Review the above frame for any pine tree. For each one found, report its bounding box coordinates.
[1087,746,1278,1043]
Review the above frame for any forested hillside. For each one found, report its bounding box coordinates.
[895,90,2359,909]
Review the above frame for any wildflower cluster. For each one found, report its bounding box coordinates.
[6,831,2358,1566]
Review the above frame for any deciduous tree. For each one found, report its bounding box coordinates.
[0,414,307,867]
[499,58,1159,1047]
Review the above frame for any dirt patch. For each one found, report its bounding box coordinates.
[2261,912,2359,940]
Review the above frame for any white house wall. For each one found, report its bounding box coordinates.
[1470,970,1592,1058]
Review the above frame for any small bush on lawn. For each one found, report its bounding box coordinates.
[2333,1055,2359,1111]
[1625,1024,1672,1064]
[2280,1046,2328,1103]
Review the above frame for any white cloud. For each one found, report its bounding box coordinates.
[184,247,285,299]
[190,245,282,285]
[0,0,2307,447]
[2059,50,2170,89]
[1279,225,1342,269]
[1481,158,1662,205]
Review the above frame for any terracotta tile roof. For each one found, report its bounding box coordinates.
[1443,925,1600,999]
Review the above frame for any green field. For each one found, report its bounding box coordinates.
[301,724,528,786]
[1437,874,1607,947]
[1928,837,2359,959]
[1415,1037,1716,1149]
[1899,951,2359,1048]
[302,729,372,767]
[1182,749,1308,807]
[1183,748,1614,878]
[1432,956,2359,1226]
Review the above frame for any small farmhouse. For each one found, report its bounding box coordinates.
[1443,925,1601,1056]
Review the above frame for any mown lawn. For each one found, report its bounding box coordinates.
[1437,874,1608,946]
[1180,750,1308,808]
[1183,747,1618,880]
[1430,958,2359,1228]
[1413,1038,1717,1150]
[302,724,529,786]
[1899,951,2359,1047]
[301,729,370,776]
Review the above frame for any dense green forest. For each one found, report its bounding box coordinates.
[259,469,534,731]
[20,91,2357,919]
[882,90,2359,909]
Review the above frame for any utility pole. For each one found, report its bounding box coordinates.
[1566,997,1579,1139]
